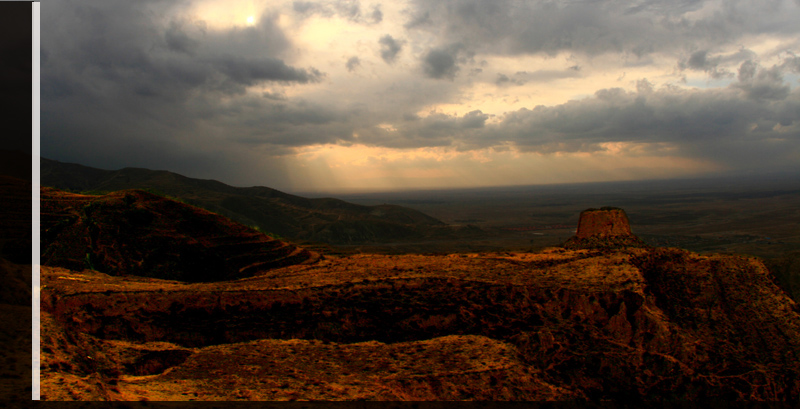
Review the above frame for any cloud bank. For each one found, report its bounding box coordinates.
[41,0,800,191]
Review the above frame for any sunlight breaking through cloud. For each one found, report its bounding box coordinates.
[40,0,800,192]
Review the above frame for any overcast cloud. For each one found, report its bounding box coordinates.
[378,34,403,64]
[40,0,800,192]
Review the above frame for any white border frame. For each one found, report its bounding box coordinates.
[32,0,41,401]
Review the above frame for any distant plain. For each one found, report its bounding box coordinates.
[322,173,800,259]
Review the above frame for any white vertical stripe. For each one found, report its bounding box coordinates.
[32,0,41,402]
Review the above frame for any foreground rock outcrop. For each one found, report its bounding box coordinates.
[38,195,800,401]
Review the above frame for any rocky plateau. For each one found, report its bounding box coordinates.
[38,189,800,401]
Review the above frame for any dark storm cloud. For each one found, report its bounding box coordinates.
[482,61,800,171]
[733,62,791,101]
[422,46,462,80]
[213,56,323,86]
[679,50,732,79]
[496,69,582,86]
[779,52,800,73]
[370,4,383,23]
[495,73,515,86]
[738,59,759,82]
[334,0,361,20]
[461,110,490,128]
[406,0,800,57]
[211,98,354,150]
[685,50,715,71]
[293,1,324,15]
[346,56,361,72]
[352,59,799,174]
[404,10,431,29]
[378,35,403,64]
[40,0,334,186]
[164,20,198,55]
[42,1,321,101]
[353,110,490,149]
[293,0,383,24]
[406,0,660,56]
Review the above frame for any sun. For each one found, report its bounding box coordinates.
[246,15,255,25]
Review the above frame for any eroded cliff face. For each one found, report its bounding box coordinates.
[564,207,648,249]
[40,248,800,401]
[575,208,633,238]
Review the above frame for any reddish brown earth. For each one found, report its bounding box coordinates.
[564,207,648,250]
[38,191,800,401]
[575,207,633,238]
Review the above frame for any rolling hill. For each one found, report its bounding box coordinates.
[40,187,321,282]
[40,158,453,245]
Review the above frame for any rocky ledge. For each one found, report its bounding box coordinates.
[41,247,800,400]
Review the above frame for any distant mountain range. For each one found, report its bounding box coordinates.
[40,158,456,245]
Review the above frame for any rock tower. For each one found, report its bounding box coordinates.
[563,207,647,249]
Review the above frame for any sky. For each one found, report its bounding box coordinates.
[40,0,800,194]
